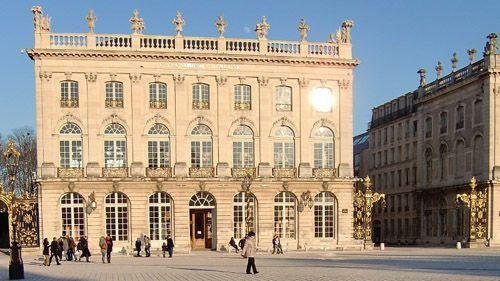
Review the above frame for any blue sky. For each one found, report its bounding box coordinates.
[1,0,499,136]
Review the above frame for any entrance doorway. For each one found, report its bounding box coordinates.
[190,209,213,249]
[0,201,9,248]
[188,191,216,250]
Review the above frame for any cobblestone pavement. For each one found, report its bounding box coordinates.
[1,248,500,281]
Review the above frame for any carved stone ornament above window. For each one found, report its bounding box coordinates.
[85,72,97,82]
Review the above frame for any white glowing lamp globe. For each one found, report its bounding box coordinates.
[310,88,335,112]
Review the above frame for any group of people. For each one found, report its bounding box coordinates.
[135,234,174,258]
[42,235,92,266]
[229,234,282,255]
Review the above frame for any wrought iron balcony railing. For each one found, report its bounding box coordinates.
[189,167,214,177]
[231,168,256,178]
[272,168,296,178]
[58,167,84,178]
[312,168,336,178]
[234,102,251,111]
[60,98,79,108]
[149,100,167,109]
[192,101,209,110]
[102,167,128,177]
[105,98,124,108]
[146,167,172,178]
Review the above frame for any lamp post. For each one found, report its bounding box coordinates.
[4,140,23,280]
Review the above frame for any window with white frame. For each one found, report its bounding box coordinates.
[232,126,254,168]
[148,123,170,168]
[191,125,212,168]
[149,192,172,240]
[60,123,83,168]
[456,105,465,129]
[105,192,129,241]
[275,86,292,111]
[233,192,257,239]
[60,80,79,107]
[234,84,251,110]
[274,191,296,238]
[314,192,336,238]
[274,126,295,168]
[192,83,209,109]
[105,82,124,108]
[104,124,127,168]
[149,82,167,108]
[61,193,85,240]
[313,127,335,168]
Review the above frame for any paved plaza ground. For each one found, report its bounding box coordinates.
[1,248,500,281]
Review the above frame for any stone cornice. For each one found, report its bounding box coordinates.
[27,49,360,68]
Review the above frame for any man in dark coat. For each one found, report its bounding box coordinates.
[48,237,61,265]
[105,233,113,263]
[78,236,91,262]
[166,235,174,258]
[135,237,142,257]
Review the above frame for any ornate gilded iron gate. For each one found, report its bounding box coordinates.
[456,177,488,242]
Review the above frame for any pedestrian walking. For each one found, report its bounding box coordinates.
[78,236,91,262]
[135,237,142,257]
[272,235,283,254]
[105,233,113,263]
[68,237,76,261]
[166,235,174,258]
[144,235,151,257]
[48,237,61,266]
[62,235,69,260]
[57,237,64,261]
[229,237,239,253]
[162,242,167,258]
[241,231,258,274]
[99,236,107,264]
[42,238,50,266]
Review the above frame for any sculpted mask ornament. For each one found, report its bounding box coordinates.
[173,11,185,36]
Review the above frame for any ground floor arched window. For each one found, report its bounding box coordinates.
[314,191,337,238]
[105,192,129,241]
[149,192,173,240]
[60,192,86,240]
[233,192,257,239]
[274,191,296,238]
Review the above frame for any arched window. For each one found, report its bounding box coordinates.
[149,82,167,109]
[425,117,432,138]
[313,127,335,169]
[455,140,465,176]
[234,84,251,110]
[233,192,257,239]
[275,86,292,111]
[274,191,296,238]
[60,80,79,107]
[149,192,172,240]
[274,126,295,168]
[439,144,448,181]
[192,83,209,109]
[232,126,254,168]
[314,192,337,238]
[105,192,129,241]
[456,105,465,130]
[59,123,83,168]
[473,135,483,175]
[189,191,216,207]
[104,124,127,168]
[425,148,433,183]
[148,123,170,168]
[191,125,212,168]
[60,193,85,240]
[105,82,124,108]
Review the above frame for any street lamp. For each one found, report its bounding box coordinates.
[4,140,23,280]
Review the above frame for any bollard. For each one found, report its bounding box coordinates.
[380,243,385,250]
[456,242,461,249]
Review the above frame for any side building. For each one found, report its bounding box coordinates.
[368,33,500,246]
[27,7,360,252]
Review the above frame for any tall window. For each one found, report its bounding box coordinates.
[105,192,129,241]
[191,125,212,168]
[473,99,483,124]
[105,82,124,108]
[425,148,433,183]
[313,127,335,168]
[440,112,448,134]
[274,191,296,238]
[456,105,465,130]
[233,192,257,239]
[232,126,254,168]
[314,192,336,238]
[149,83,167,109]
[440,144,448,181]
[234,84,251,110]
[192,83,209,109]
[425,117,432,138]
[455,140,465,177]
[59,123,83,168]
[149,192,172,240]
[274,126,295,168]
[473,135,483,175]
[61,193,85,240]
[275,86,292,111]
[148,123,170,167]
[104,124,127,168]
[60,81,79,107]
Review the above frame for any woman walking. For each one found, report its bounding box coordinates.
[99,236,107,264]
[241,231,258,274]
[42,238,50,266]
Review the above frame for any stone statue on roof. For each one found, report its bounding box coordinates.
[173,11,185,36]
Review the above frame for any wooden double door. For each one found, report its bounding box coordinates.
[190,209,213,249]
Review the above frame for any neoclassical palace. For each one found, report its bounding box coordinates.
[365,34,500,247]
[27,7,359,252]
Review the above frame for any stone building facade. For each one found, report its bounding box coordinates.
[27,7,359,252]
[368,34,500,246]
